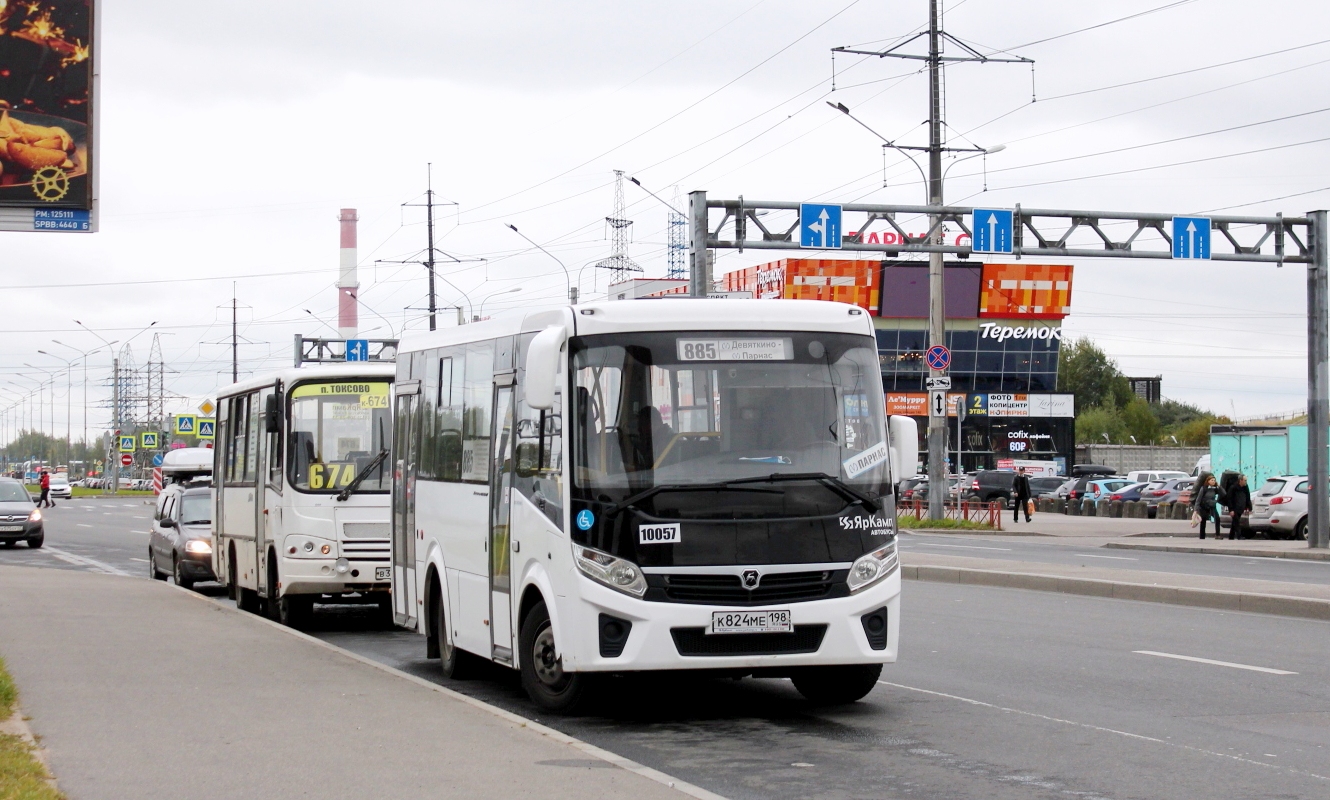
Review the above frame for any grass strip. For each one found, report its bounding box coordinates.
[0,657,64,800]
[897,514,997,531]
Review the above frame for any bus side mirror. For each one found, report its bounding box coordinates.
[264,393,281,433]
[525,325,567,410]
[888,415,919,482]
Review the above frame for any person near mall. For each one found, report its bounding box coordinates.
[1226,473,1252,540]
[1012,467,1032,523]
[38,469,53,508]
[1193,473,1222,539]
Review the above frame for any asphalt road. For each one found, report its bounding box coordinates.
[901,531,1330,585]
[9,499,1330,799]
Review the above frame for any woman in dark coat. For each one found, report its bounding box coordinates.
[1193,474,1222,539]
[1227,474,1252,540]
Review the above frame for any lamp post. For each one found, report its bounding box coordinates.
[504,224,576,304]
[22,366,55,466]
[74,321,124,494]
[51,340,113,455]
[37,351,81,468]
[477,287,522,322]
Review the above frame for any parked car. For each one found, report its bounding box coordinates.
[1107,482,1151,503]
[1069,477,1134,503]
[1028,476,1067,498]
[1072,464,1117,478]
[1140,477,1194,506]
[0,478,43,548]
[1126,470,1188,484]
[1247,475,1309,540]
[149,485,216,588]
[964,470,1018,506]
[48,473,72,499]
[1045,478,1078,499]
[898,476,927,501]
[916,476,965,504]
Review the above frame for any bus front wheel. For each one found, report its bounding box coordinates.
[791,664,883,705]
[435,588,480,680]
[519,601,590,714]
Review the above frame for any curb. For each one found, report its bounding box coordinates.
[1104,542,1330,562]
[899,527,1048,537]
[901,564,1330,621]
[0,705,60,793]
[179,587,727,800]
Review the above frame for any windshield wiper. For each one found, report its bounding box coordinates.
[606,472,879,516]
[723,472,881,513]
[336,449,389,502]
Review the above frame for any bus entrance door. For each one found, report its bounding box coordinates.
[489,376,516,663]
[392,387,420,628]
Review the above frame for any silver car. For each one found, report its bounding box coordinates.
[1247,475,1308,540]
[149,486,216,588]
[0,478,43,548]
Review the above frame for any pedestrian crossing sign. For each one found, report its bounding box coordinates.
[174,415,197,435]
[119,435,136,453]
[197,419,216,440]
[140,432,159,449]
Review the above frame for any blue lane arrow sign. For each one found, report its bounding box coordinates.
[971,208,1014,254]
[800,203,842,249]
[1172,216,1211,260]
[346,339,369,361]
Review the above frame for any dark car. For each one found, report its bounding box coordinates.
[1071,464,1117,478]
[0,478,43,548]
[149,486,215,589]
[1028,476,1067,498]
[964,470,1019,505]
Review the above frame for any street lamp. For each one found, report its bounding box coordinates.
[477,287,523,322]
[504,224,576,304]
[37,351,81,468]
[22,365,56,465]
[51,340,113,453]
[1102,433,1111,444]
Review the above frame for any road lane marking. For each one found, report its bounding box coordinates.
[1084,554,1138,561]
[42,545,130,577]
[1133,650,1297,675]
[912,543,1012,551]
[130,557,148,563]
[876,680,1327,781]
[76,523,92,528]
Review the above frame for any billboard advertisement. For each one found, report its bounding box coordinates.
[721,258,879,312]
[0,0,95,230]
[978,263,1072,319]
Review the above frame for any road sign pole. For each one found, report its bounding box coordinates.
[689,191,709,297]
[925,0,947,520]
[1308,210,1329,549]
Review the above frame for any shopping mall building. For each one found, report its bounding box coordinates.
[613,258,1078,475]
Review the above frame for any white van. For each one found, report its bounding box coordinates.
[1127,470,1189,484]
[1191,455,1211,477]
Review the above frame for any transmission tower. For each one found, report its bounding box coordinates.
[667,185,687,279]
[115,343,140,429]
[144,334,170,433]
[594,170,642,281]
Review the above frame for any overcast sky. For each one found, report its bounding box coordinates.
[3,0,1326,441]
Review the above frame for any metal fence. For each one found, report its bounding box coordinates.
[1073,445,1207,474]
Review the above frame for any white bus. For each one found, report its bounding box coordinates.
[214,363,395,626]
[392,299,916,712]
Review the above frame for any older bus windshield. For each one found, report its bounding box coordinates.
[288,381,391,493]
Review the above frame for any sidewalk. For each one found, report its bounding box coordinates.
[901,552,1330,621]
[1105,538,1330,561]
[0,566,712,800]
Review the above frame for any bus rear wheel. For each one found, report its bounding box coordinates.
[519,601,590,714]
[791,664,883,705]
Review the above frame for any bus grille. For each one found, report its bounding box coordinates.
[340,539,390,562]
[647,570,848,606]
[670,625,827,657]
[342,522,390,539]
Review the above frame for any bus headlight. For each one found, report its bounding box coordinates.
[574,545,647,597]
[184,539,212,555]
[847,540,899,594]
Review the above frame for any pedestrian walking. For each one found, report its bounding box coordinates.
[1227,474,1252,540]
[38,469,53,508]
[1193,474,1221,539]
[1012,467,1032,523]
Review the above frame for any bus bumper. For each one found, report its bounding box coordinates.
[280,556,392,596]
[554,569,901,673]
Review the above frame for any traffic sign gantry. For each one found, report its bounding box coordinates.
[174,415,196,435]
[1172,216,1211,260]
[926,345,951,371]
[799,203,842,249]
[972,208,1014,254]
[120,454,133,467]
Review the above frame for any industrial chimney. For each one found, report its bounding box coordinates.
[338,208,359,339]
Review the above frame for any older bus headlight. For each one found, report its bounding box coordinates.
[847,540,899,593]
[574,545,647,597]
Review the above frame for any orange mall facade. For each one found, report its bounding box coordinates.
[721,258,1078,475]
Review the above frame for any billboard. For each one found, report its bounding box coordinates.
[889,392,1074,418]
[978,263,1072,319]
[0,1,96,231]
[721,258,879,312]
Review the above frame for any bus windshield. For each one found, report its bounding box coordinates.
[289,380,391,494]
[570,331,889,518]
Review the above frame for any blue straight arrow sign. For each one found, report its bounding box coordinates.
[971,208,1014,254]
[1171,216,1211,260]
